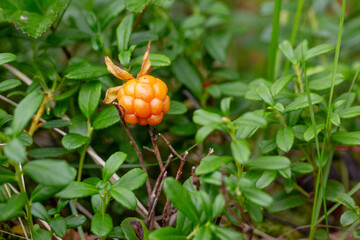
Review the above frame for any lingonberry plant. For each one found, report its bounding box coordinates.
[1,0,360,239]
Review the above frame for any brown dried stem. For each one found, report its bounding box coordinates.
[113,102,152,197]
[148,125,164,170]
[158,133,184,161]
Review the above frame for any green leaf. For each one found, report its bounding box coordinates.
[353,229,360,238]
[0,193,27,221]
[61,133,90,150]
[121,217,149,240]
[285,93,323,112]
[50,217,66,237]
[41,120,71,129]
[279,40,296,64]
[31,184,63,202]
[131,54,171,67]
[231,139,250,164]
[113,168,147,191]
[91,213,113,237]
[23,160,76,186]
[276,127,295,152]
[53,85,79,101]
[305,43,335,61]
[167,101,187,115]
[182,15,206,29]
[335,193,356,210]
[0,0,70,38]
[31,202,50,221]
[325,180,345,202]
[56,181,99,199]
[79,81,102,118]
[194,226,212,240]
[245,201,263,223]
[203,32,231,63]
[66,66,108,80]
[256,83,274,105]
[163,177,199,222]
[242,188,273,208]
[269,191,307,213]
[210,225,245,240]
[212,194,225,218]
[218,81,247,97]
[93,107,120,130]
[303,124,325,142]
[28,148,72,158]
[340,210,359,227]
[193,109,222,126]
[195,124,218,144]
[233,112,267,128]
[291,162,313,175]
[0,167,15,184]
[195,155,232,175]
[0,53,17,65]
[220,97,232,117]
[33,228,51,240]
[245,156,291,170]
[117,14,133,53]
[309,73,344,91]
[339,106,360,119]
[124,0,149,12]
[109,186,137,210]
[172,57,202,98]
[65,215,86,228]
[11,90,44,134]
[270,74,295,97]
[149,227,186,240]
[332,131,360,145]
[0,79,21,92]
[4,138,26,164]
[103,152,127,181]
[256,171,277,189]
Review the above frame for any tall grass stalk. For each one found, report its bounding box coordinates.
[309,0,347,238]
[268,0,282,81]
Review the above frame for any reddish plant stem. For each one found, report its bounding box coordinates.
[148,125,164,170]
[148,171,167,231]
[158,133,185,161]
[113,102,152,197]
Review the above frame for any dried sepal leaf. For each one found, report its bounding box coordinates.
[137,41,152,78]
[105,56,134,81]
[103,86,122,104]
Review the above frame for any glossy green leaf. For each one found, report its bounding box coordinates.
[66,66,108,79]
[23,160,76,186]
[193,109,222,126]
[167,100,187,115]
[194,226,212,240]
[41,120,71,129]
[340,210,359,227]
[305,43,335,61]
[195,124,218,144]
[0,193,27,221]
[0,79,21,92]
[309,73,344,91]
[220,97,232,116]
[231,139,250,164]
[31,202,50,221]
[56,181,99,199]
[245,156,291,170]
[172,57,202,98]
[33,228,51,240]
[121,217,149,240]
[285,93,323,112]
[163,177,199,222]
[79,81,102,118]
[91,213,113,237]
[28,147,72,158]
[242,188,273,208]
[195,155,232,175]
[0,53,17,65]
[291,162,313,175]
[113,168,147,191]
[218,81,247,97]
[131,54,171,67]
[117,14,133,53]
[279,40,296,64]
[335,193,356,210]
[256,83,274,105]
[31,185,63,202]
[210,225,245,240]
[149,227,186,240]
[0,167,15,185]
[339,106,360,119]
[203,32,231,63]
[256,170,277,189]
[325,180,345,202]
[276,127,295,152]
[124,0,149,12]
[269,191,307,213]
[233,112,267,128]
[50,217,66,237]
[93,107,120,130]
[103,152,127,181]
[61,133,90,150]
[11,90,44,134]
[109,186,137,210]
[65,215,87,228]
[4,138,26,164]
[332,131,360,145]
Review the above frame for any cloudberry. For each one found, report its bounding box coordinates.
[103,42,170,125]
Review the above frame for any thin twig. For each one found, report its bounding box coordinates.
[182,89,201,109]
[76,202,94,219]
[148,125,163,170]
[2,64,33,85]
[143,146,155,153]
[158,133,184,161]
[148,171,167,231]
[0,229,26,239]
[207,148,214,156]
[132,4,149,33]
[113,102,152,198]
[278,224,344,240]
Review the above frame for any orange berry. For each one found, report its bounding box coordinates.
[115,75,169,125]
